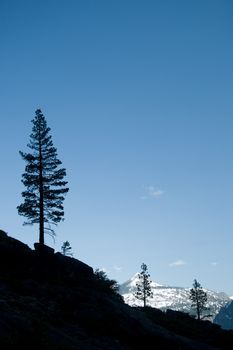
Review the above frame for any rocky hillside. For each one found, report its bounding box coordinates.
[0,230,233,350]
[120,274,229,321]
[214,301,233,330]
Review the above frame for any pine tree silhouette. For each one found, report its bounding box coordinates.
[18,109,69,245]
[61,241,73,256]
[135,263,153,307]
[190,279,208,320]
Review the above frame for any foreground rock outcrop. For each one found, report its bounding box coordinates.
[0,230,233,349]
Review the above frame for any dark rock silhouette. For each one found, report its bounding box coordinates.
[0,230,233,349]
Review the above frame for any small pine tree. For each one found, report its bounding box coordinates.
[17,109,69,245]
[61,241,73,256]
[189,279,208,320]
[134,263,153,307]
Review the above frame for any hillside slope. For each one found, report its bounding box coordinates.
[214,301,233,330]
[0,230,232,350]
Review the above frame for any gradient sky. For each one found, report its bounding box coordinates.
[1,0,233,294]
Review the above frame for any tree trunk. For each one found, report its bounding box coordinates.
[39,138,44,245]
[143,275,146,307]
[197,303,200,321]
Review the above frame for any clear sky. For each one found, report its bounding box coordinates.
[1,0,233,294]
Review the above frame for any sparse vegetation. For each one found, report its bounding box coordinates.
[94,268,124,302]
[61,241,73,256]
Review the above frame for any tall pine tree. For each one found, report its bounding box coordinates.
[134,263,153,307]
[189,279,208,320]
[17,109,69,245]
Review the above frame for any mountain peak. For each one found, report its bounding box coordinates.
[120,274,230,321]
[121,272,163,290]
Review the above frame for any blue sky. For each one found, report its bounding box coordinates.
[1,0,233,294]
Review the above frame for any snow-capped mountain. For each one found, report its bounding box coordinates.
[120,274,230,321]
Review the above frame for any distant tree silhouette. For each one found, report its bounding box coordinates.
[61,241,73,256]
[17,109,69,245]
[135,263,153,307]
[189,279,208,320]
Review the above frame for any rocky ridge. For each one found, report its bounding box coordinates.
[0,230,233,349]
